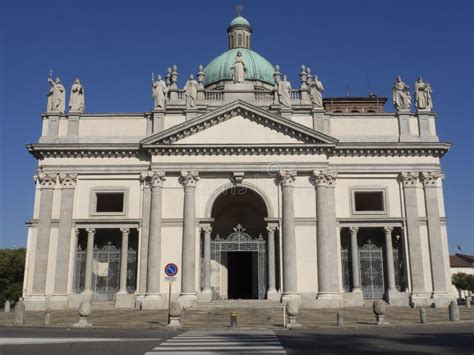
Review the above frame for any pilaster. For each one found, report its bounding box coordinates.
[152,108,166,133]
[312,109,329,134]
[417,112,439,142]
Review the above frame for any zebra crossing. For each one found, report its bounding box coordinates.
[145,330,286,354]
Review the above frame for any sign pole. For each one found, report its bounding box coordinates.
[168,281,172,324]
[164,263,178,325]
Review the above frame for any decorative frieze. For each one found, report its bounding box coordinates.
[398,171,419,187]
[179,170,199,187]
[58,173,77,189]
[278,170,297,186]
[420,171,443,187]
[310,170,337,187]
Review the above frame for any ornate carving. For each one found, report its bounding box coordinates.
[179,170,199,187]
[414,77,433,111]
[420,171,443,187]
[392,76,411,111]
[86,227,96,235]
[202,225,212,234]
[120,227,130,235]
[278,170,296,186]
[310,170,337,187]
[266,225,277,233]
[34,171,57,188]
[69,78,85,113]
[349,226,359,235]
[384,226,394,234]
[58,173,77,189]
[398,171,419,187]
[184,74,198,108]
[140,170,165,188]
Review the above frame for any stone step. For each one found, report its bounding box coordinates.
[91,301,116,310]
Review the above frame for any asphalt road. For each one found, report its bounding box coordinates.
[0,323,473,354]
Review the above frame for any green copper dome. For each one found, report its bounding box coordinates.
[203,48,275,86]
[229,16,250,28]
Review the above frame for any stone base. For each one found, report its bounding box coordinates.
[115,292,136,309]
[267,289,280,302]
[385,290,410,306]
[197,291,212,303]
[72,317,93,328]
[47,295,68,310]
[343,291,364,307]
[24,295,47,311]
[281,293,301,305]
[431,292,456,308]
[313,292,344,308]
[141,295,166,310]
[167,316,182,329]
[410,293,432,307]
[179,294,197,309]
[286,316,302,329]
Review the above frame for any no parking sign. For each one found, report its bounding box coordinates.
[164,263,178,281]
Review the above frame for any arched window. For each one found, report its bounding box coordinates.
[246,35,249,48]
[351,110,360,113]
[367,110,376,113]
[238,34,242,47]
[333,110,343,113]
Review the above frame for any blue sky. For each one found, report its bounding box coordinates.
[1,0,473,253]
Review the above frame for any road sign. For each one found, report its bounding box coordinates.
[164,263,178,277]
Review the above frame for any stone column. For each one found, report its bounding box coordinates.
[421,172,451,307]
[54,174,77,298]
[278,170,299,302]
[312,170,342,307]
[145,171,165,303]
[32,172,57,295]
[179,170,199,307]
[138,172,152,295]
[266,224,279,300]
[384,226,396,291]
[119,228,130,293]
[82,227,96,300]
[399,172,428,306]
[349,227,361,292]
[202,225,212,298]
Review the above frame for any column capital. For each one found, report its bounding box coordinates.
[349,226,359,234]
[34,171,57,189]
[179,170,199,187]
[141,170,166,187]
[73,228,80,237]
[398,171,419,187]
[202,225,212,233]
[384,226,394,234]
[420,171,444,187]
[120,227,130,235]
[266,225,278,233]
[58,173,77,189]
[86,227,96,235]
[310,170,337,187]
[278,170,297,186]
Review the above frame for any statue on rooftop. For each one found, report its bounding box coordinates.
[277,75,292,108]
[309,75,324,109]
[152,73,168,109]
[392,76,411,111]
[47,70,66,113]
[69,78,85,113]
[231,51,246,83]
[184,74,198,108]
[414,77,433,111]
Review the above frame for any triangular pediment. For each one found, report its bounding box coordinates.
[141,100,338,147]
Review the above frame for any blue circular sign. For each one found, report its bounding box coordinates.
[164,263,178,277]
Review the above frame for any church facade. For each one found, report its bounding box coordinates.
[23,16,455,310]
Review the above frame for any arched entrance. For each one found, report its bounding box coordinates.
[210,187,268,300]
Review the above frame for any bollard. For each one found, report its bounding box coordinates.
[448,301,460,322]
[167,302,183,329]
[336,311,343,326]
[230,311,238,329]
[4,300,11,313]
[73,301,93,328]
[419,307,427,323]
[373,300,388,325]
[14,298,25,326]
[466,296,471,309]
[44,307,51,326]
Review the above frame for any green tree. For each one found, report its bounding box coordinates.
[0,248,26,306]
[452,272,474,291]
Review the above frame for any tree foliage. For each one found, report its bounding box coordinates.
[452,272,474,291]
[0,248,26,305]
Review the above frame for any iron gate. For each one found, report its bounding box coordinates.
[359,240,385,298]
[74,241,137,300]
[210,224,266,300]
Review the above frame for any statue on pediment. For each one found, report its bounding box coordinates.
[184,74,198,108]
[231,51,246,83]
[69,78,85,113]
[392,76,411,111]
[414,77,433,111]
[152,73,168,109]
[47,70,65,113]
[309,75,324,109]
[277,75,292,108]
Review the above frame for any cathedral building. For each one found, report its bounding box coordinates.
[23,15,455,310]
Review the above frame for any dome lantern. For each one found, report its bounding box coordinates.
[227,16,252,49]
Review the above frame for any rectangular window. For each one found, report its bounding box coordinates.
[96,192,124,213]
[353,191,385,212]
